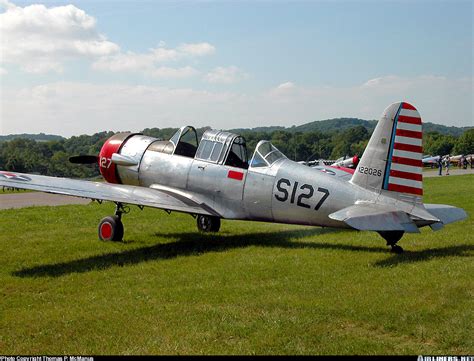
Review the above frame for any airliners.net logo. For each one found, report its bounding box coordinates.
[418,357,473,361]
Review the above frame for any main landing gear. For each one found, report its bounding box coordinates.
[98,205,221,241]
[378,231,404,253]
[98,203,127,242]
[196,215,221,233]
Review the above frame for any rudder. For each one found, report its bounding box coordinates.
[351,101,423,203]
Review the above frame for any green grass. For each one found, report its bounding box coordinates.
[0,188,33,194]
[0,175,472,355]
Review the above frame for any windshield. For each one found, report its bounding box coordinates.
[250,140,286,168]
[169,126,199,158]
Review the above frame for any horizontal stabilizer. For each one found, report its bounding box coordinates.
[329,203,419,233]
[424,204,467,225]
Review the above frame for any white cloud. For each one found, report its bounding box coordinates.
[93,51,158,73]
[276,82,296,90]
[0,2,218,78]
[0,0,119,73]
[270,81,297,95]
[92,43,216,78]
[150,66,199,79]
[177,42,215,57]
[205,66,248,84]
[0,82,237,136]
[1,75,471,137]
[263,75,472,127]
[0,67,7,75]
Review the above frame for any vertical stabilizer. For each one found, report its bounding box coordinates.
[351,102,423,203]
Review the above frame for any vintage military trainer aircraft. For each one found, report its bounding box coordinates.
[0,102,467,253]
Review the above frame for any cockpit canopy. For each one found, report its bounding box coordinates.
[147,126,285,170]
[250,140,286,168]
[147,126,199,157]
[170,126,199,158]
[195,129,248,169]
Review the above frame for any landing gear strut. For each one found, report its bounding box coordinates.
[98,203,126,242]
[196,215,221,233]
[378,231,404,253]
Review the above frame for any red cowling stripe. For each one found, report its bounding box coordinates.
[391,156,423,167]
[388,183,423,195]
[397,115,422,125]
[402,102,417,110]
[393,142,423,153]
[395,128,422,139]
[390,170,423,181]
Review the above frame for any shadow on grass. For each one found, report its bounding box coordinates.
[374,244,474,267]
[12,228,473,277]
[13,228,379,278]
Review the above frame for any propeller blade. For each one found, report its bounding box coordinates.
[69,155,98,164]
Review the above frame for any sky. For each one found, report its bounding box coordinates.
[0,0,472,137]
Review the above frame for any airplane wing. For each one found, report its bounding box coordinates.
[0,170,221,217]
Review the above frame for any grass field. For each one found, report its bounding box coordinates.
[0,175,472,355]
[0,188,32,194]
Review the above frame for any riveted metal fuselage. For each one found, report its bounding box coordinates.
[135,150,372,227]
[109,128,379,228]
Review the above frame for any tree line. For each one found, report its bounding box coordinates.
[0,126,472,179]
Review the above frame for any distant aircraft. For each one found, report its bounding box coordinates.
[422,155,440,165]
[332,155,359,169]
[0,102,467,253]
[447,154,472,166]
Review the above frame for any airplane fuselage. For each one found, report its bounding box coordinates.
[131,146,364,228]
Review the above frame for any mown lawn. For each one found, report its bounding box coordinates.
[0,175,472,355]
[0,187,32,194]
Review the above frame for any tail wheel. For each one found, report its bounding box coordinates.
[98,215,124,242]
[197,215,221,233]
[390,244,404,254]
[378,231,404,253]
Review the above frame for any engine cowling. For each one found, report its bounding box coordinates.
[98,133,157,184]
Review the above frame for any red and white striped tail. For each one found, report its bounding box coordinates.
[383,102,423,196]
[351,101,423,202]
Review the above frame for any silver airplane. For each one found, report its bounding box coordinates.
[0,102,467,253]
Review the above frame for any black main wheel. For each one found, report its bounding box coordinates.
[98,215,124,242]
[197,215,221,233]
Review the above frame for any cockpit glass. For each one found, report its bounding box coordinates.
[265,150,284,164]
[196,139,214,160]
[257,142,272,157]
[250,152,267,167]
[210,142,223,161]
[180,127,198,148]
[169,130,180,145]
[225,137,248,169]
[170,126,199,158]
[251,141,286,168]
